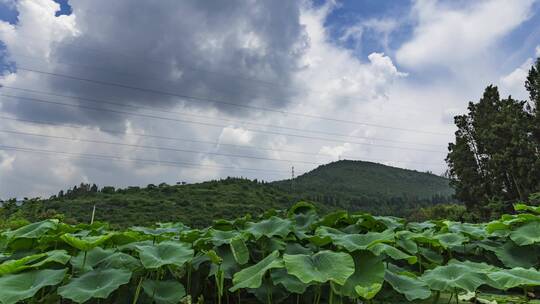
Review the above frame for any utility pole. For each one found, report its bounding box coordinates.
[90,205,96,225]
[291,166,295,191]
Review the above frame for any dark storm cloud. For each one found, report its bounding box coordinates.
[8,0,308,129]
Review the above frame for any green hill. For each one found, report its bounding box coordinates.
[1,160,455,228]
[273,160,455,214]
[4,178,292,228]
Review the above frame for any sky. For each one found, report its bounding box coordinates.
[0,0,539,199]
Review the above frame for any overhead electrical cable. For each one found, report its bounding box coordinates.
[0,94,447,154]
[0,144,294,175]
[0,115,444,166]
[0,129,322,165]
[0,85,444,147]
[13,66,450,136]
[11,33,436,113]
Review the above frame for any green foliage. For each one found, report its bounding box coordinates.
[447,59,540,218]
[283,251,355,285]
[3,219,58,241]
[420,262,488,293]
[510,221,540,246]
[1,161,456,228]
[134,241,194,269]
[335,251,385,299]
[0,203,538,303]
[0,250,70,275]
[488,267,540,290]
[142,279,186,304]
[408,204,470,222]
[0,268,67,304]
[61,233,114,251]
[275,160,455,216]
[385,266,431,301]
[57,268,132,303]
[230,250,283,291]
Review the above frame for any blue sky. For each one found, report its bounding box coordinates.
[0,2,17,24]
[317,0,414,56]
[316,0,540,65]
[0,0,71,71]
[0,0,539,197]
[0,0,71,24]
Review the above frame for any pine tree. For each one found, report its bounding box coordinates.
[446,77,540,217]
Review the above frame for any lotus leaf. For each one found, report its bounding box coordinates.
[0,268,66,304]
[142,279,186,304]
[230,250,283,291]
[283,250,354,285]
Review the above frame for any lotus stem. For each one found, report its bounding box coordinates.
[313,285,321,304]
[432,291,440,304]
[216,266,223,304]
[81,251,88,272]
[446,292,453,304]
[132,276,143,304]
[187,262,192,295]
[90,205,96,224]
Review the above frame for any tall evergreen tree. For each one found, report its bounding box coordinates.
[525,58,540,192]
[526,57,540,141]
[447,63,540,216]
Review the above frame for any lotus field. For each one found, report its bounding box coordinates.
[1,202,540,303]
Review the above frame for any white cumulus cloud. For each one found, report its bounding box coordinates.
[218,127,254,145]
[500,58,533,100]
[319,143,353,160]
[396,0,535,69]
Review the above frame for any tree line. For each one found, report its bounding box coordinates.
[447,57,540,219]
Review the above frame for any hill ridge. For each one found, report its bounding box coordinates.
[2,160,455,227]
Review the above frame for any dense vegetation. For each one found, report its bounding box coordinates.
[275,160,454,213]
[447,57,540,219]
[0,161,455,228]
[0,178,292,228]
[0,202,539,303]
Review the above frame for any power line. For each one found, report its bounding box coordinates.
[0,115,444,166]
[13,33,290,90]
[0,115,316,155]
[0,94,447,154]
[0,144,294,175]
[0,128,322,165]
[11,33,434,114]
[10,50,434,116]
[0,86,443,147]
[13,66,449,136]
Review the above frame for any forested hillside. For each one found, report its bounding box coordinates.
[274,160,454,214]
[0,161,455,228]
[2,178,294,228]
